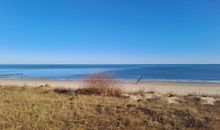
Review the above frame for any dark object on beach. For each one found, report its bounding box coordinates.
[136,75,143,84]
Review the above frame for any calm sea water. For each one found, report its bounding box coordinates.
[0,64,220,82]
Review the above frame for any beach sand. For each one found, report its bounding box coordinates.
[0,78,220,95]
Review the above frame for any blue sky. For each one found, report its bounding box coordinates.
[0,0,220,64]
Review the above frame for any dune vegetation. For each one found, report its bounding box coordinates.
[0,74,220,130]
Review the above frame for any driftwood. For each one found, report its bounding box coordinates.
[135,75,143,84]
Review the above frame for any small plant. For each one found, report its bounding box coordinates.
[53,88,74,95]
[167,92,178,97]
[75,73,122,97]
[39,84,50,88]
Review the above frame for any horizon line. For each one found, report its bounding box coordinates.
[0,63,219,65]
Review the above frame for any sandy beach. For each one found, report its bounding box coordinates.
[0,78,220,95]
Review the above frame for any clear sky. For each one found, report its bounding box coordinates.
[0,0,220,64]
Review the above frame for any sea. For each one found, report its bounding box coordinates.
[0,64,220,83]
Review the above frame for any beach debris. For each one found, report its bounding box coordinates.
[129,95,142,101]
[199,97,217,105]
[144,93,162,102]
[165,97,180,104]
[144,93,162,99]
[68,90,76,96]
[121,94,130,98]
[120,93,142,100]
[121,92,219,105]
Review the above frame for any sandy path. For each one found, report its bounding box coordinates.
[120,81,220,95]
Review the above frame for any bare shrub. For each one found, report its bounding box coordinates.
[76,73,122,97]
[54,88,71,94]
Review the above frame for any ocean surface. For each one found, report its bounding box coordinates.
[0,64,220,83]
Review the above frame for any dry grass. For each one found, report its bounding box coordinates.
[0,85,219,130]
[0,80,220,130]
[75,73,122,97]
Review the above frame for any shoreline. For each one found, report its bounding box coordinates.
[1,78,220,95]
[1,77,220,84]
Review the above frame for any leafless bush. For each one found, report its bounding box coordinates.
[76,73,122,97]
